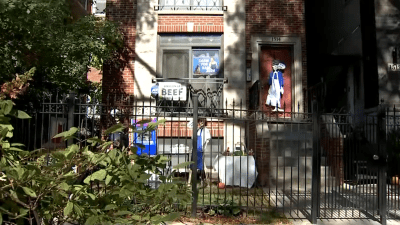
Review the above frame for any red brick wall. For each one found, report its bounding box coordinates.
[320,122,344,184]
[157,121,224,137]
[102,0,136,100]
[245,0,308,111]
[87,67,102,83]
[248,121,270,187]
[158,15,223,33]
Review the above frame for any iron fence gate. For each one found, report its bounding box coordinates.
[11,93,400,224]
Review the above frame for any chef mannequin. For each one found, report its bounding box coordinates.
[266,60,286,112]
[188,118,211,187]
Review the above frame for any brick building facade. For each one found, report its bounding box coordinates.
[102,0,308,186]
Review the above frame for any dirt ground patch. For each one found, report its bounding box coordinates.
[172,210,293,225]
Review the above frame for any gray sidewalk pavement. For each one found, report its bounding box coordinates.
[166,219,400,225]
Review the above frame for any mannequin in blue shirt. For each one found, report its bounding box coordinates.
[266,60,286,112]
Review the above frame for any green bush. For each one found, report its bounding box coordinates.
[0,100,192,224]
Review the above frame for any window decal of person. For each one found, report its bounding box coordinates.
[266,60,286,112]
[209,57,218,70]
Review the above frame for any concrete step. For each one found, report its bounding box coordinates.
[269,176,338,191]
[269,146,313,158]
[268,123,313,132]
[269,131,313,141]
[270,166,332,179]
[270,156,329,167]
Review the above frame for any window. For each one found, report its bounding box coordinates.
[157,35,223,110]
[159,0,223,11]
[158,35,223,79]
[162,50,189,78]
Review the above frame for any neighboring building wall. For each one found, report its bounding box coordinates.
[87,67,102,83]
[103,0,137,101]
[246,0,307,113]
[375,0,400,106]
[134,0,157,101]
[223,0,247,161]
[330,0,362,56]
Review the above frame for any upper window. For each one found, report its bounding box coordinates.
[158,0,223,11]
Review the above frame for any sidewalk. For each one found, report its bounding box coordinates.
[166,219,400,225]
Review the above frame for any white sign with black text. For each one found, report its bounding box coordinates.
[158,82,187,101]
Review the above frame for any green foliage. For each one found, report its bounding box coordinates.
[206,197,241,217]
[0,0,123,99]
[232,151,246,156]
[0,100,191,224]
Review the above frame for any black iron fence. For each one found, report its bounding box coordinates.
[11,93,400,224]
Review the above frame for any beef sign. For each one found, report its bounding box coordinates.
[157,82,187,101]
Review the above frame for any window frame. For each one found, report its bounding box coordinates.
[157,35,223,79]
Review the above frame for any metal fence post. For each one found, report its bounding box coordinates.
[191,94,198,218]
[67,92,75,146]
[311,99,320,224]
[377,105,387,225]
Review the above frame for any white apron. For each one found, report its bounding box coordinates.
[266,71,282,108]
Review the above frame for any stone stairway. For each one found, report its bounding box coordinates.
[268,123,338,191]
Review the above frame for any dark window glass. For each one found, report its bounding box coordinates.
[162,50,189,78]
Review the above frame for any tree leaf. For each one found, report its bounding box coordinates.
[1,100,13,115]
[74,204,83,216]
[83,176,91,185]
[17,208,29,218]
[60,182,70,191]
[157,212,181,224]
[22,187,36,198]
[85,216,98,225]
[64,201,73,216]
[11,143,25,147]
[1,141,10,149]
[0,127,9,138]
[114,211,132,216]
[104,204,117,210]
[9,147,24,151]
[0,213,2,225]
[84,169,107,184]
[104,123,124,135]
[15,110,31,119]
[105,174,112,185]
[173,161,194,169]
[53,127,78,139]
[87,137,103,145]
[87,193,96,200]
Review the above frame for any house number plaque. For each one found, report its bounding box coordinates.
[272,37,281,42]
